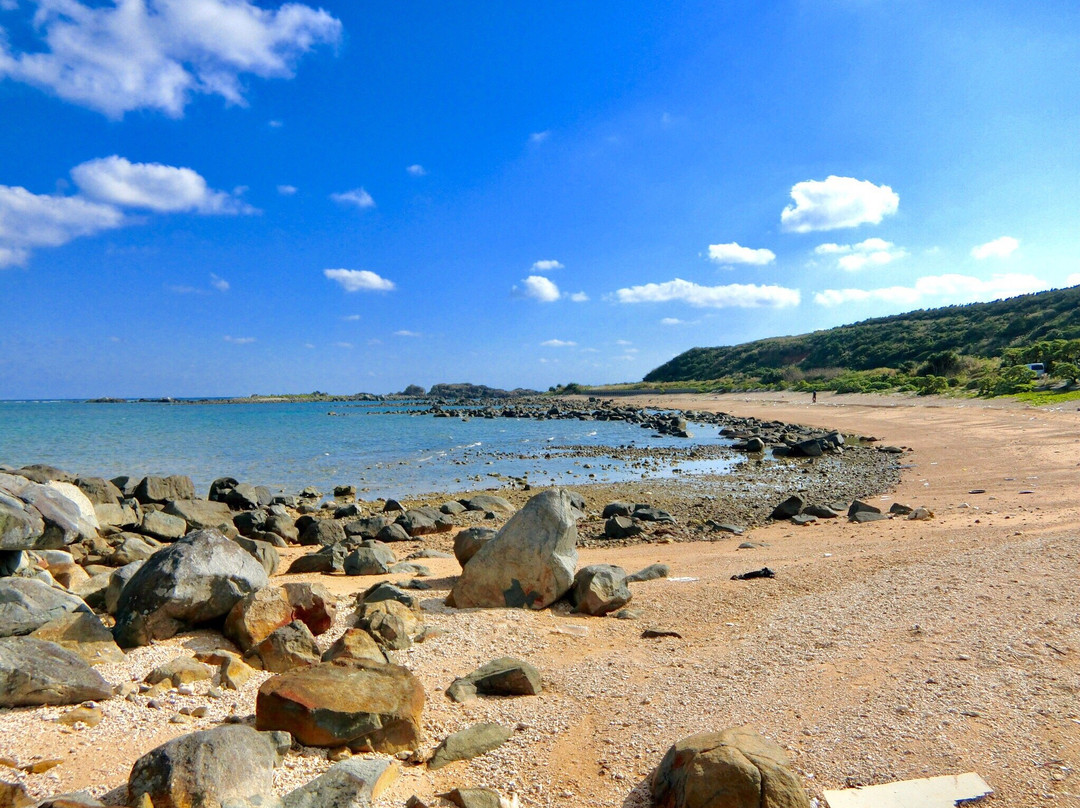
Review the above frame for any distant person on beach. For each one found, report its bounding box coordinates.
[812,391,817,404]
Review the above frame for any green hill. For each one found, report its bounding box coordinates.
[643,285,1080,394]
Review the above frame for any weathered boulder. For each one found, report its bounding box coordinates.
[128,725,283,808]
[282,758,398,808]
[0,475,96,547]
[263,513,299,544]
[75,477,122,506]
[256,659,425,753]
[0,577,90,636]
[234,536,280,577]
[356,582,419,612]
[770,496,805,520]
[343,544,396,576]
[396,508,452,537]
[601,501,633,518]
[438,788,504,808]
[356,605,414,652]
[282,582,336,635]
[461,494,515,515]
[632,505,675,524]
[139,510,188,541]
[93,502,140,530]
[651,726,810,808]
[452,527,496,566]
[0,490,46,550]
[376,523,411,543]
[113,529,269,647]
[30,611,125,666]
[104,561,144,615]
[446,657,542,703]
[429,723,512,770]
[344,516,393,540]
[626,563,670,583]
[224,587,295,651]
[145,656,213,687]
[14,464,73,484]
[0,637,112,706]
[288,544,346,574]
[246,621,321,672]
[448,488,578,610]
[163,500,234,534]
[110,535,159,566]
[299,519,346,547]
[134,475,196,505]
[571,564,631,616]
[321,628,388,664]
[604,515,642,539]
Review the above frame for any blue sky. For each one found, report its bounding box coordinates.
[1,0,1078,397]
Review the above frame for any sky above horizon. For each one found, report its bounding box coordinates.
[1,0,1079,398]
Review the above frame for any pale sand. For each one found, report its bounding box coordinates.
[2,391,1078,806]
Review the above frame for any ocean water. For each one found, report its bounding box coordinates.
[0,401,736,499]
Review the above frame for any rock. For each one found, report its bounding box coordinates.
[196,650,256,691]
[449,489,578,610]
[438,788,504,808]
[30,611,124,666]
[288,545,346,574]
[908,506,934,521]
[343,544,396,576]
[847,499,881,517]
[75,477,122,506]
[110,535,159,565]
[234,536,280,577]
[247,621,321,672]
[299,519,346,547]
[439,501,466,516]
[626,563,670,583]
[113,529,269,647]
[802,504,840,519]
[208,477,240,503]
[790,514,817,526]
[94,502,140,530]
[322,628,388,664]
[134,475,196,505]
[651,726,811,808]
[446,657,542,704]
[461,494,514,515]
[889,502,914,515]
[163,500,234,534]
[851,510,889,523]
[0,577,90,636]
[0,474,96,547]
[0,491,46,550]
[58,705,105,727]
[0,549,28,577]
[632,505,675,524]
[604,515,642,539]
[128,724,281,808]
[731,567,776,581]
[429,723,512,770]
[14,464,73,484]
[791,437,824,458]
[139,510,188,541]
[282,758,398,808]
[601,502,632,518]
[356,607,413,652]
[356,582,419,612]
[396,508,449,537]
[0,637,112,706]
[145,656,213,686]
[770,495,804,520]
[382,499,404,513]
[344,516,392,540]
[224,587,295,651]
[104,561,144,615]
[256,659,425,753]
[453,527,496,566]
[282,582,336,635]
[571,564,631,616]
[72,571,112,611]
[0,780,33,808]
[388,562,429,576]
[226,484,263,511]
[263,514,299,544]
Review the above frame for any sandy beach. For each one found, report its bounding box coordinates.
[2,391,1078,807]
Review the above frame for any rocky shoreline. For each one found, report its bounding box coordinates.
[0,406,916,808]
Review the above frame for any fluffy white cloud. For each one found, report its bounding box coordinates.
[223,335,255,344]
[209,273,229,291]
[815,237,907,271]
[331,188,375,209]
[277,184,297,195]
[529,131,550,144]
[516,275,561,302]
[612,278,800,309]
[781,176,899,233]
[814,273,1047,308]
[707,242,775,266]
[323,268,395,292]
[531,259,563,272]
[71,156,252,213]
[1066,273,1080,286]
[971,236,1019,260]
[660,317,684,325]
[568,291,589,302]
[0,0,342,117]
[342,314,361,321]
[394,330,420,337]
[0,184,125,267]
[541,339,576,347]
[405,164,426,177]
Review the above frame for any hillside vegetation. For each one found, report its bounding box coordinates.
[640,285,1080,396]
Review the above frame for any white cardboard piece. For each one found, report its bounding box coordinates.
[823,772,993,808]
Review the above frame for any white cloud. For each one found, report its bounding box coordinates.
[707,242,776,266]
[515,275,561,303]
[342,314,361,322]
[323,268,395,292]
[277,184,297,195]
[615,339,632,346]
[612,278,801,309]
[268,120,284,128]
[405,164,426,177]
[531,259,563,272]
[568,291,589,303]
[71,156,253,213]
[529,131,551,144]
[541,339,576,347]
[1067,273,1080,287]
[394,330,420,337]
[660,317,684,325]
[209,273,229,292]
[335,341,353,349]
[781,176,899,233]
[0,0,342,117]
[814,273,1048,308]
[816,237,908,271]
[331,188,375,209]
[223,335,255,344]
[971,236,1020,260]
[0,184,125,267]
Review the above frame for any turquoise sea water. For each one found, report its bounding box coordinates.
[0,401,735,499]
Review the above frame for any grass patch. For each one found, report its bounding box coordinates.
[1012,388,1080,406]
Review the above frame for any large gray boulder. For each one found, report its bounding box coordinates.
[0,577,90,636]
[571,564,631,616]
[113,529,269,647]
[651,726,811,808]
[134,475,196,504]
[0,637,113,706]
[282,758,397,808]
[448,488,579,609]
[128,724,284,808]
[0,474,96,547]
[343,544,396,576]
[163,499,234,533]
[0,491,45,550]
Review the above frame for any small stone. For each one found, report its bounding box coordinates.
[58,706,103,727]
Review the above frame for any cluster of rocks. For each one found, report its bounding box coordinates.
[770,494,933,526]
